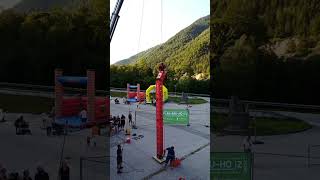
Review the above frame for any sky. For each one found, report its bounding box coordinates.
[0,0,21,9]
[110,0,210,64]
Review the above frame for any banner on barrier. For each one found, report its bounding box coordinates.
[211,152,253,180]
[163,109,189,125]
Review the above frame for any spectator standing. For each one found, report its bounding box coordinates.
[120,116,125,130]
[34,166,49,180]
[79,108,87,123]
[128,112,133,126]
[22,170,32,180]
[0,109,5,122]
[46,115,53,136]
[59,161,70,180]
[117,145,123,174]
[243,135,253,153]
[86,136,91,147]
[0,165,7,180]
[117,116,121,131]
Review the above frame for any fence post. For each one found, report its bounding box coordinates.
[187,107,190,126]
[308,145,310,168]
[80,157,83,180]
[250,152,254,180]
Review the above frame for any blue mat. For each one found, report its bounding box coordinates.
[127,98,137,102]
[55,116,85,127]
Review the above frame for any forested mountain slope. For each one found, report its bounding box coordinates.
[211,0,320,104]
[115,15,210,80]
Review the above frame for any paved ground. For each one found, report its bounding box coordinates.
[212,109,320,180]
[110,98,210,180]
[152,146,210,180]
[0,113,108,180]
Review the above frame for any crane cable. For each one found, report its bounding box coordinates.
[137,0,163,53]
[137,0,145,53]
[160,0,163,43]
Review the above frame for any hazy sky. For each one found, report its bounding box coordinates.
[0,0,21,9]
[110,0,210,64]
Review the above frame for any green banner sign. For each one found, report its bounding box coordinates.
[211,152,252,180]
[163,109,189,125]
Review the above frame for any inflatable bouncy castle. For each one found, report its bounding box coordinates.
[127,83,145,102]
[54,69,109,128]
[145,85,168,103]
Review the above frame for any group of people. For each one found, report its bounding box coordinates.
[114,97,144,106]
[0,162,70,180]
[0,165,48,180]
[114,97,130,105]
[110,112,133,134]
[14,116,31,135]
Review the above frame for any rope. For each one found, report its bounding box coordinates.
[160,0,163,43]
[57,128,67,180]
[161,0,164,155]
[137,0,145,53]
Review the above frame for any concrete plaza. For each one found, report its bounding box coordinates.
[212,109,320,180]
[0,113,108,180]
[110,98,210,180]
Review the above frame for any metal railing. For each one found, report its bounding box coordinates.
[308,144,320,167]
[2,82,320,110]
[110,87,210,97]
[0,82,109,96]
[0,82,210,97]
[80,156,108,180]
[211,98,320,111]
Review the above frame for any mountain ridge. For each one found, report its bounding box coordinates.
[115,15,209,65]
[114,15,210,79]
[0,0,21,10]
[13,0,78,12]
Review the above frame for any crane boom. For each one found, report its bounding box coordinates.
[110,0,124,41]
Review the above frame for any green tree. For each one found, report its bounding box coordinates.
[287,39,296,53]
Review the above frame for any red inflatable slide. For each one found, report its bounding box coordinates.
[61,97,109,121]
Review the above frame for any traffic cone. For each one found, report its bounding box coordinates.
[126,135,131,144]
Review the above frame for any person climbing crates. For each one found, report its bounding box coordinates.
[163,146,182,168]
[164,146,176,167]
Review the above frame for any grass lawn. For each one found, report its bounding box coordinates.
[211,113,312,135]
[168,96,208,104]
[110,91,126,98]
[0,94,53,114]
[111,91,208,104]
